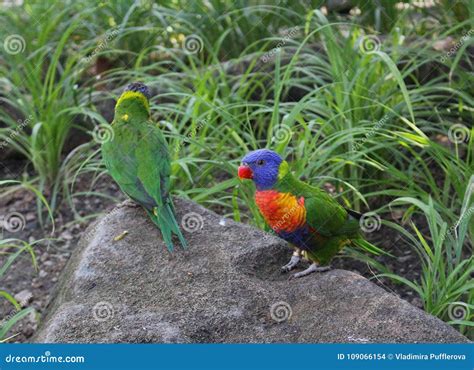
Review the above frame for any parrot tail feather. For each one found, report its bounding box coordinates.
[146,201,188,252]
[164,201,188,250]
[146,208,174,252]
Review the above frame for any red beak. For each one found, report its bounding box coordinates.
[238,165,253,179]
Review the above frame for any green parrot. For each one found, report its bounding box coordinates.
[238,149,384,278]
[101,82,187,252]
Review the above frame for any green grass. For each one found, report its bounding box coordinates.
[0,0,472,336]
[382,188,474,337]
[0,238,38,342]
[0,181,53,341]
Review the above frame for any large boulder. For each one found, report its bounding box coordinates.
[34,198,468,343]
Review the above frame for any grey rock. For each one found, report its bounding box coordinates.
[34,198,468,343]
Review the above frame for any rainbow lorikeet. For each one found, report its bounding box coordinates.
[101,82,187,252]
[238,149,382,278]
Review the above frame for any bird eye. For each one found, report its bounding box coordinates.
[256,159,265,166]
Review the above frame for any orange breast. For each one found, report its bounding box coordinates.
[255,190,306,233]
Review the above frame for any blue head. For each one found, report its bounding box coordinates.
[124,82,151,100]
[238,149,284,190]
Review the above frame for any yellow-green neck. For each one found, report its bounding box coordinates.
[277,160,290,180]
[114,91,150,122]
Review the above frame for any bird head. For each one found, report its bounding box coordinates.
[238,149,287,190]
[124,82,151,100]
[114,82,151,119]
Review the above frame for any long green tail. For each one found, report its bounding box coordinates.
[146,201,188,253]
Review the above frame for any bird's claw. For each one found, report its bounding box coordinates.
[289,263,330,279]
[281,255,301,273]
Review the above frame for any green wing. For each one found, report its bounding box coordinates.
[305,192,359,237]
[135,122,171,208]
[102,120,170,210]
[276,174,359,237]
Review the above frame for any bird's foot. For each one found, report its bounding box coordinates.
[117,199,140,208]
[290,263,330,279]
[281,255,301,273]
